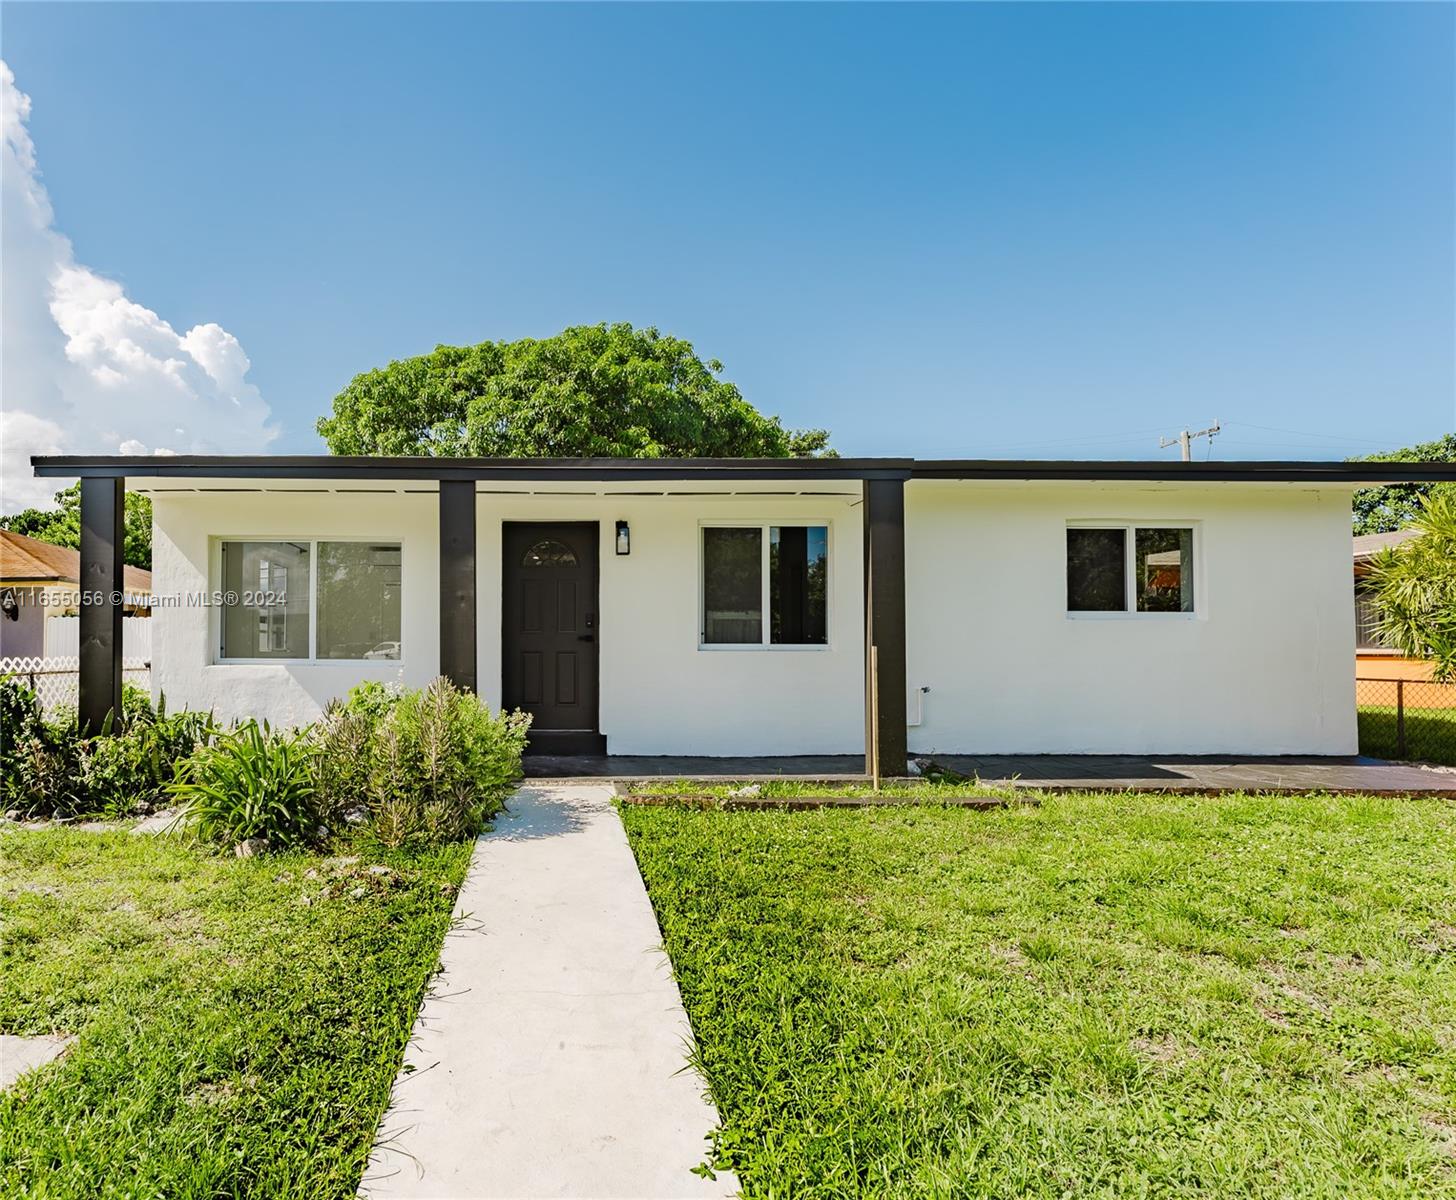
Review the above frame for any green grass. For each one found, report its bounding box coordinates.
[0,829,471,1198]
[1359,706,1456,766]
[627,778,1020,801]
[623,792,1456,1197]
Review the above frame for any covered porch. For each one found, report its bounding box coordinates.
[38,456,914,776]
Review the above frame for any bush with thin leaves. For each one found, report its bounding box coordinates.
[169,720,320,849]
[364,678,530,848]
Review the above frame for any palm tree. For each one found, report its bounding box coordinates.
[1366,492,1456,683]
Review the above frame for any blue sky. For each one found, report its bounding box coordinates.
[3,1,1452,472]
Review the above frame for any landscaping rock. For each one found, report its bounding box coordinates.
[4,810,21,822]
[235,838,269,858]
[726,784,761,798]
[344,807,368,825]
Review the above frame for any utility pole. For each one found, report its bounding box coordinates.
[1160,421,1221,461]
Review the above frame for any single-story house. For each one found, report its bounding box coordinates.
[1,528,151,659]
[30,454,1456,772]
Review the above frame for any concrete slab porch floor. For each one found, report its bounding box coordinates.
[362,784,735,1200]
[524,754,1456,796]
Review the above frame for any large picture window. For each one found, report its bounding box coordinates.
[702,524,829,647]
[219,539,402,661]
[1067,525,1195,615]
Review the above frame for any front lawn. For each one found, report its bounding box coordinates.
[624,792,1456,1197]
[0,828,471,1198]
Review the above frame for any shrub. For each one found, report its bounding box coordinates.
[314,700,378,826]
[361,678,530,848]
[1,677,86,818]
[169,720,320,849]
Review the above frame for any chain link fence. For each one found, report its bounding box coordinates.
[0,655,151,715]
[1357,677,1456,766]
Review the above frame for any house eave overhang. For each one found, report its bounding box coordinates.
[30,455,914,482]
[909,460,1456,484]
[29,454,1456,486]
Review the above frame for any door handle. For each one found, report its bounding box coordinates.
[578,634,595,643]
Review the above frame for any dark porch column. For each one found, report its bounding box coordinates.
[439,480,477,692]
[863,478,908,776]
[78,475,125,734]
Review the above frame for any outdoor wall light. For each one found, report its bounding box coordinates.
[615,520,630,556]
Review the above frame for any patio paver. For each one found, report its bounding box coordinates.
[361,784,735,1200]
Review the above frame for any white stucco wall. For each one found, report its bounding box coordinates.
[149,485,867,754]
[475,491,865,756]
[904,480,1358,755]
[148,477,1357,756]
[151,491,441,726]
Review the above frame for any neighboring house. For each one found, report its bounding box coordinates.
[1352,528,1434,684]
[0,529,151,659]
[29,455,1456,765]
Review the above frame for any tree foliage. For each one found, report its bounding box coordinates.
[1365,492,1456,683]
[1,484,153,570]
[1351,433,1456,535]
[316,323,832,459]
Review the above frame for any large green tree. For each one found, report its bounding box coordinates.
[1365,492,1456,682]
[1,484,153,570]
[317,323,831,458]
[1351,433,1456,534]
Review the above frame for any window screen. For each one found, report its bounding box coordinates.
[703,527,762,644]
[220,541,311,659]
[1066,528,1127,612]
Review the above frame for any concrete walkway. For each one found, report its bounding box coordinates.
[362,785,736,1200]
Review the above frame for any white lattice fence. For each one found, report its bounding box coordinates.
[0,656,151,714]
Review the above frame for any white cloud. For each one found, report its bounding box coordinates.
[1,60,276,510]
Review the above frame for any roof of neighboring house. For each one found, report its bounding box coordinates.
[0,529,152,592]
[1353,529,1421,564]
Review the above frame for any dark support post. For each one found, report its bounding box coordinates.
[78,475,125,734]
[863,477,908,776]
[439,480,477,692]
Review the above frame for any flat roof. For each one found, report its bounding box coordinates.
[30,454,1456,485]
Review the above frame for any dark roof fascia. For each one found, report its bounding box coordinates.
[30,455,914,482]
[909,460,1456,484]
[30,455,1456,485]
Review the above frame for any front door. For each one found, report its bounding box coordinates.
[502,522,604,755]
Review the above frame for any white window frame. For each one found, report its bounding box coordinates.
[213,536,405,664]
[698,520,833,651]
[1065,521,1201,620]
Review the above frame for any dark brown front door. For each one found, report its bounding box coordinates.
[502,522,604,755]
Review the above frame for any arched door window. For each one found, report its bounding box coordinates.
[521,539,578,568]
